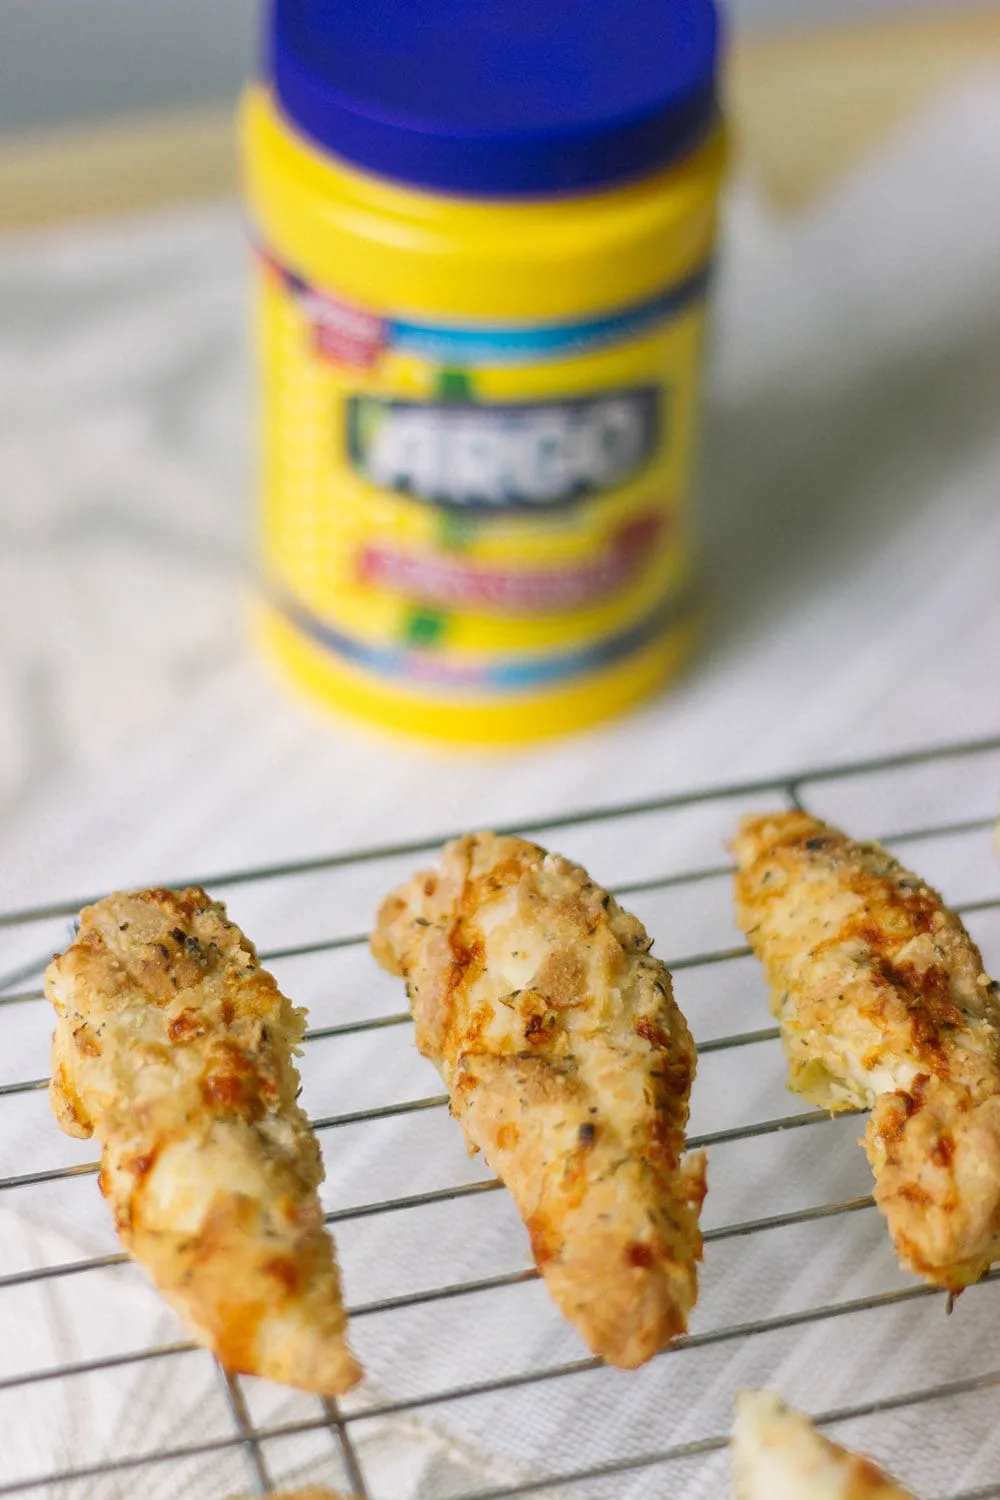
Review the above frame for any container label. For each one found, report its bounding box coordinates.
[346,388,659,510]
[258,256,709,699]
[357,512,664,615]
[270,253,710,367]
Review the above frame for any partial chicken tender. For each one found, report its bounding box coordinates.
[372,833,705,1369]
[733,811,1000,1290]
[260,1492,351,1499]
[235,1491,351,1499]
[732,1391,916,1499]
[46,888,361,1393]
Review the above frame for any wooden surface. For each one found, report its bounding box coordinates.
[728,7,1000,206]
[0,7,998,232]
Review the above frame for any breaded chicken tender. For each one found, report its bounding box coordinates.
[234,1491,351,1500]
[260,1492,351,1499]
[46,888,361,1393]
[733,811,1000,1290]
[372,833,705,1369]
[732,1391,916,1499]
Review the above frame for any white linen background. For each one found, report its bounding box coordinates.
[0,74,998,1499]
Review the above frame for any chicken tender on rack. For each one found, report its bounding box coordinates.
[46,887,361,1394]
[372,833,705,1369]
[259,1492,351,1499]
[733,810,1000,1291]
[732,1390,916,1499]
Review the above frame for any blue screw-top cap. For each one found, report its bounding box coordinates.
[270,0,721,198]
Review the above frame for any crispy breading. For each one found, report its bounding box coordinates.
[732,811,1000,1290]
[257,1492,351,1499]
[732,1391,916,1499]
[372,833,705,1369]
[233,1491,351,1499]
[46,887,361,1393]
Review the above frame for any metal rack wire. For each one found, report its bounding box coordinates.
[0,733,997,1499]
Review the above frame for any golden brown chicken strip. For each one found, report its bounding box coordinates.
[232,1491,353,1500]
[732,1391,916,1499]
[372,833,705,1369]
[46,887,361,1393]
[733,811,1000,1290]
[257,1491,351,1499]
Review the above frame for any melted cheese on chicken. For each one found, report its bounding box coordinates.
[732,1391,916,1500]
[46,887,361,1393]
[733,812,1000,1289]
[372,833,705,1369]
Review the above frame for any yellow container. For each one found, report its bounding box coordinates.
[242,2,725,744]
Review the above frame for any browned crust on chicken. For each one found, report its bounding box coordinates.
[732,1390,916,1498]
[372,833,705,1369]
[733,811,1000,1290]
[261,1491,351,1499]
[46,888,361,1393]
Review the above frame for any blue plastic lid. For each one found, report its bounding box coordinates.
[270,0,721,197]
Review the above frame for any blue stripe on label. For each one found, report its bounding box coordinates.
[270,250,712,369]
[274,588,693,695]
[386,264,711,366]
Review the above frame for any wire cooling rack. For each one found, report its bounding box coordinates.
[0,733,998,1500]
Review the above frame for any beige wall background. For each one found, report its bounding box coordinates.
[0,0,979,136]
[0,2,998,229]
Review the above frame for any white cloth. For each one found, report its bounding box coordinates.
[0,74,999,1499]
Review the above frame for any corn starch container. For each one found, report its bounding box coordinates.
[243,0,724,744]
